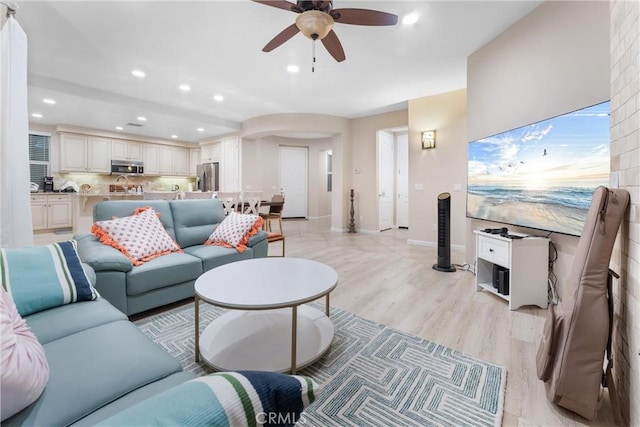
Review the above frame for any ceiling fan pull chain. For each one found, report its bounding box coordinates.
[312,39,317,73]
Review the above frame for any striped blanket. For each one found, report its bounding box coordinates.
[98,371,318,427]
[0,240,98,316]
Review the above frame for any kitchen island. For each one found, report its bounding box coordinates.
[74,193,144,234]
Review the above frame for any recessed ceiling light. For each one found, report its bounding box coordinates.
[197,128,204,132]
[42,98,56,104]
[131,69,146,78]
[179,84,191,92]
[402,13,419,25]
[115,126,124,131]
[31,113,43,118]
[287,65,300,73]
[213,94,224,102]
[171,135,178,139]
[137,116,147,121]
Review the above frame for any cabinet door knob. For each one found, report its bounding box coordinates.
[489,248,494,252]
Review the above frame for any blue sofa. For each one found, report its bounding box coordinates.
[3,264,196,426]
[4,266,316,426]
[75,199,268,316]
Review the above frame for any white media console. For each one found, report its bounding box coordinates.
[474,230,549,310]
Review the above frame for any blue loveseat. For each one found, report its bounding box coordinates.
[3,261,316,426]
[2,260,196,426]
[75,199,268,316]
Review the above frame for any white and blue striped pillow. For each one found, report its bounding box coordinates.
[98,371,318,426]
[0,240,98,316]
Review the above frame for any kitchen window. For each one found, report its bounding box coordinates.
[29,132,50,187]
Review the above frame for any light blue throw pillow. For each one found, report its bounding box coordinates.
[98,371,318,427]
[0,240,98,316]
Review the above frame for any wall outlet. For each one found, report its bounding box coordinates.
[432,224,437,231]
[415,183,424,191]
[453,183,462,191]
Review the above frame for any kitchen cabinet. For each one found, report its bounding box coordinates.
[157,146,189,176]
[143,144,160,175]
[189,148,200,176]
[159,146,173,175]
[111,139,143,161]
[173,147,189,176]
[200,143,221,163]
[59,134,111,173]
[31,194,73,230]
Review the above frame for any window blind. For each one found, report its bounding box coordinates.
[29,133,50,186]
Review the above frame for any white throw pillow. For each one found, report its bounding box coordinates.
[91,207,181,266]
[205,212,263,253]
[0,288,50,421]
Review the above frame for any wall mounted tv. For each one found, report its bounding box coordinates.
[467,101,610,236]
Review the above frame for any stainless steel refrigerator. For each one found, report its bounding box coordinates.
[196,162,219,192]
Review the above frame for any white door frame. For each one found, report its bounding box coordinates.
[396,133,409,228]
[377,131,394,231]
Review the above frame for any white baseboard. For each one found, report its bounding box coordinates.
[407,239,465,252]
[330,227,381,234]
[307,215,331,220]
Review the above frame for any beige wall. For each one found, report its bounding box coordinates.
[468,1,639,423]
[466,1,610,295]
[241,135,332,219]
[610,0,639,424]
[349,110,408,232]
[241,114,350,229]
[407,89,467,247]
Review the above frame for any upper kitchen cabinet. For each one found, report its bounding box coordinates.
[173,147,189,176]
[157,145,189,176]
[200,143,221,163]
[59,134,111,173]
[189,148,200,176]
[143,144,160,175]
[111,139,143,161]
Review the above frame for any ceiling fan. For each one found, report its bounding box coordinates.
[252,0,398,63]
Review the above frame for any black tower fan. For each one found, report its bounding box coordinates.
[433,192,456,272]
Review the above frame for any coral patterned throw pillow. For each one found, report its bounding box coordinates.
[205,212,263,253]
[91,208,181,266]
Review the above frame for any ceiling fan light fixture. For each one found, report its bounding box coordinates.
[295,10,334,40]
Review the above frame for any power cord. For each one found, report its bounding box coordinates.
[451,263,476,276]
[548,240,560,305]
[453,262,475,275]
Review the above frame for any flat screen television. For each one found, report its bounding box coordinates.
[467,101,610,236]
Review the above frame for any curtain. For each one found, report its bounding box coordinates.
[1,15,34,248]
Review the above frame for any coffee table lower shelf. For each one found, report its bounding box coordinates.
[198,305,334,373]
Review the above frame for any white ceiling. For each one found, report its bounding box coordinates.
[15,1,542,144]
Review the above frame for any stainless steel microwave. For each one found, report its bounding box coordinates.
[110,160,144,176]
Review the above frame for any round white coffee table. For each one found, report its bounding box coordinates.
[194,257,338,374]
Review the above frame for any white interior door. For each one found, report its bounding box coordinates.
[378,131,394,231]
[396,134,409,228]
[279,146,308,218]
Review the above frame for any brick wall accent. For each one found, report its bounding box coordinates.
[610,1,639,425]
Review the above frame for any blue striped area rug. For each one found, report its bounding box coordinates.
[134,301,506,426]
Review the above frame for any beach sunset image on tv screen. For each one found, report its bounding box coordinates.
[467,101,610,236]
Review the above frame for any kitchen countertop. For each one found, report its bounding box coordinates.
[78,193,144,197]
[30,192,77,196]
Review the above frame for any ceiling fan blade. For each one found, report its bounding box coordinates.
[252,0,300,13]
[321,30,346,62]
[331,8,398,26]
[262,23,300,52]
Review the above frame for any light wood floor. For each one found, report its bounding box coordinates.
[38,219,615,426]
[280,218,615,427]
